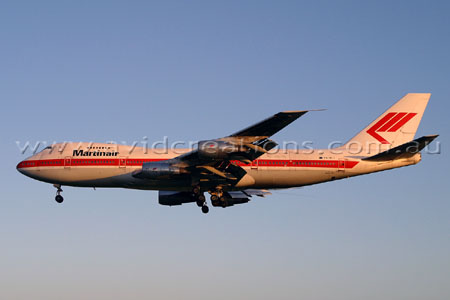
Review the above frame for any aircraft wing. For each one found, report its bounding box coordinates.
[169,111,308,184]
[133,110,308,188]
[176,110,307,164]
[227,110,308,141]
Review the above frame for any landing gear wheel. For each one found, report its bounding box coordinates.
[192,186,201,195]
[53,184,64,203]
[55,195,64,203]
[201,205,209,214]
[195,194,206,207]
[219,196,228,208]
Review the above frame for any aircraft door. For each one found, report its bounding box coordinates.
[119,157,127,168]
[64,156,71,169]
[337,159,347,172]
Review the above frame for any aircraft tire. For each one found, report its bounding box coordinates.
[55,195,64,203]
[192,186,200,195]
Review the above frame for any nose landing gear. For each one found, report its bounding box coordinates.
[201,205,209,214]
[53,184,64,203]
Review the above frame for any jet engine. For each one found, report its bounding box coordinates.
[211,196,250,207]
[133,161,186,179]
[158,191,196,206]
[197,140,240,159]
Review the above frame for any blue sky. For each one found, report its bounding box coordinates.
[1,1,449,299]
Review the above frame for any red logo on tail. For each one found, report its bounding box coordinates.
[366,112,417,144]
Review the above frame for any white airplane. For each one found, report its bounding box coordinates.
[17,93,437,213]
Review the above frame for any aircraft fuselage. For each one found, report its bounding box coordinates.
[17,142,420,191]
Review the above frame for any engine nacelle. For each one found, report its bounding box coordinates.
[198,140,239,159]
[211,197,250,207]
[158,191,195,206]
[134,162,185,179]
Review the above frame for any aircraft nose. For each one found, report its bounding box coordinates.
[16,160,26,174]
[16,159,35,176]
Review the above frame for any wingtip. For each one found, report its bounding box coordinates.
[280,109,326,114]
[406,92,431,96]
[404,92,432,100]
[280,110,308,113]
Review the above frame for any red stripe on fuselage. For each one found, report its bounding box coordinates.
[17,158,359,169]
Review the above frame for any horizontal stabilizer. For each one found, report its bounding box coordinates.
[362,135,438,161]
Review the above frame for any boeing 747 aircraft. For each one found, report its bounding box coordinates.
[17,93,438,213]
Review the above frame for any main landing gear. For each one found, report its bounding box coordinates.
[193,185,209,214]
[209,188,227,208]
[53,184,64,203]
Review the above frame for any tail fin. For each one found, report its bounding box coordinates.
[344,93,430,155]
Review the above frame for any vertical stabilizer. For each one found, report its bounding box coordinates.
[343,93,430,155]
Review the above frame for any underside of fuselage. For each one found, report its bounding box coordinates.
[23,167,347,191]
